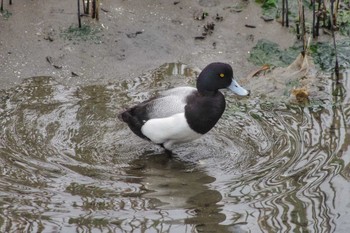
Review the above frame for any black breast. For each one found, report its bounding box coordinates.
[184,92,226,134]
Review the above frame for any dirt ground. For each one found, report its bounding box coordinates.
[0,0,296,90]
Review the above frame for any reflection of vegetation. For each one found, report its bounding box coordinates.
[231,98,348,232]
[341,161,350,181]
[64,165,100,177]
[66,182,117,198]
[68,217,110,228]
[79,199,117,211]
[0,62,349,232]
[250,112,263,121]
[338,10,350,36]
[60,24,102,42]
[256,0,280,17]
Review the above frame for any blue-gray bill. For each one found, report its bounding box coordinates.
[228,80,249,96]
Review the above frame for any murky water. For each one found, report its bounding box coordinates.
[0,64,350,233]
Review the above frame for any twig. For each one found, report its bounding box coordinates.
[86,0,90,14]
[82,0,85,13]
[91,0,99,20]
[77,0,81,28]
[296,22,300,39]
[92,0,96,18]
[334,0,339,25]
[298,0,307,56]
[286,0,289,27]
[302,5,306,55]
[282,0,285,26]
[312,0,316,38]
[315,0,321,36]
[330,0,340,80]
[96,0,99,20]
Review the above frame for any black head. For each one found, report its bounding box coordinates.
[196,62,250,96]
[196,62,234,94]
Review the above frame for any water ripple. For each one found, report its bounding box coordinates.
[0,66,350,232]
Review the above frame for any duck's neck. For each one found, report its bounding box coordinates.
[197,89,218,96]
[196,78,219,96]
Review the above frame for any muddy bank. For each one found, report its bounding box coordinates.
[0,0,296,90]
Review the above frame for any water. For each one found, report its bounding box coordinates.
[0,64,349,232]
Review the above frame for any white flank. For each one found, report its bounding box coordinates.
[141,113,202,149]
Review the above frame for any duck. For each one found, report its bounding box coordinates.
[118,62,249,155]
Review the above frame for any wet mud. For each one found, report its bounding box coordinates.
[0,0,295,90]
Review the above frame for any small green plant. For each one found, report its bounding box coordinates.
[261,0,278,9]
[0,9,12,19]
[256,0,278,17]
[309,39,350,71]
[248,39,300,67]
[249,38,350,71]
[60,24,102,41]
[338,10,350,36]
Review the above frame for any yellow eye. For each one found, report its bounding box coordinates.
[219,73,225,78]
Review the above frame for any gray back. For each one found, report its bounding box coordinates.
[147,87,196,119]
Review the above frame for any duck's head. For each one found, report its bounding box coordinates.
[196,62,249,96]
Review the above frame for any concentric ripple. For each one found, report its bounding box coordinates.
[0,66,349,232]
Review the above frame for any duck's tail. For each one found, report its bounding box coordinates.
[117,110,128,122]
[118,109,149,140]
